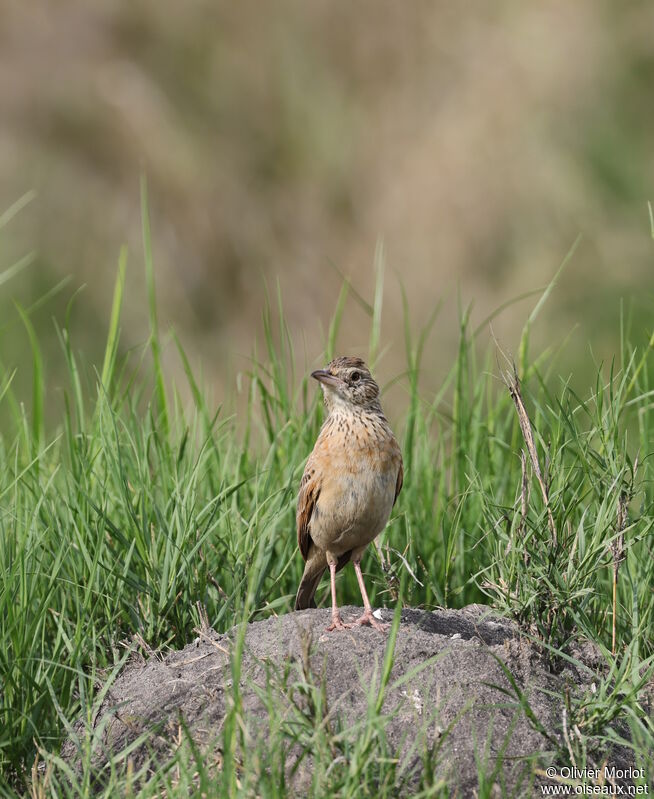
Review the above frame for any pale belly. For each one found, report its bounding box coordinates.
[310,465,397,556]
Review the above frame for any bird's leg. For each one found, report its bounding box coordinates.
[353,560,389,632]
[325,560,351,632]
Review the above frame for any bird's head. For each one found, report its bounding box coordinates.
[311,356,381,412]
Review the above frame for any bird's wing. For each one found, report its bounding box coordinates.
[393,458,403,507]
[297,460,320,561]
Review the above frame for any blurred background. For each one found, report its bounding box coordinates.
[1,1,654,414]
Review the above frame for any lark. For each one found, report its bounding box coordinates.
[295,356,403,632]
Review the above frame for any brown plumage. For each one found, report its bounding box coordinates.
[295,356,403,631]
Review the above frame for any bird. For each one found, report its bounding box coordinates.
[294,356,403,632]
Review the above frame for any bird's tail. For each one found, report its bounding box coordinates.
[294,549,352,611]
[295,565,324,610]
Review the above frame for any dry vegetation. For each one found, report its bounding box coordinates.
[1,2,654,400]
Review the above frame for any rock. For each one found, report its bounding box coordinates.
[63,605,628,795]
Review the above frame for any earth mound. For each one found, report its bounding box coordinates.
[64,605,627,796]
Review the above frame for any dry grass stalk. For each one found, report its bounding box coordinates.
[500,360,557,547]
[195,600,211,635]
[519,449,530,564]
[375,540,401,602]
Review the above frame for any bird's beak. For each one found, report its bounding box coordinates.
[311,369,342,389]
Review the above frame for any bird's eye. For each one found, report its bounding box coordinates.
[351,371,361,382]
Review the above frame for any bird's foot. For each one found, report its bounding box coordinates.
[354,610,389,632]
[326,613,351,632]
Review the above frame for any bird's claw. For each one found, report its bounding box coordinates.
[326,614,351,632]
[354,611,389,632]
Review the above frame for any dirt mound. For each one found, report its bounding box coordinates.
[64,605,626,795]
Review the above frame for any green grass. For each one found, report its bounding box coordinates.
[0,203,653,796]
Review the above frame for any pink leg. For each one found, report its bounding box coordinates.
[325,561,351,632]
[353,561,389,632]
